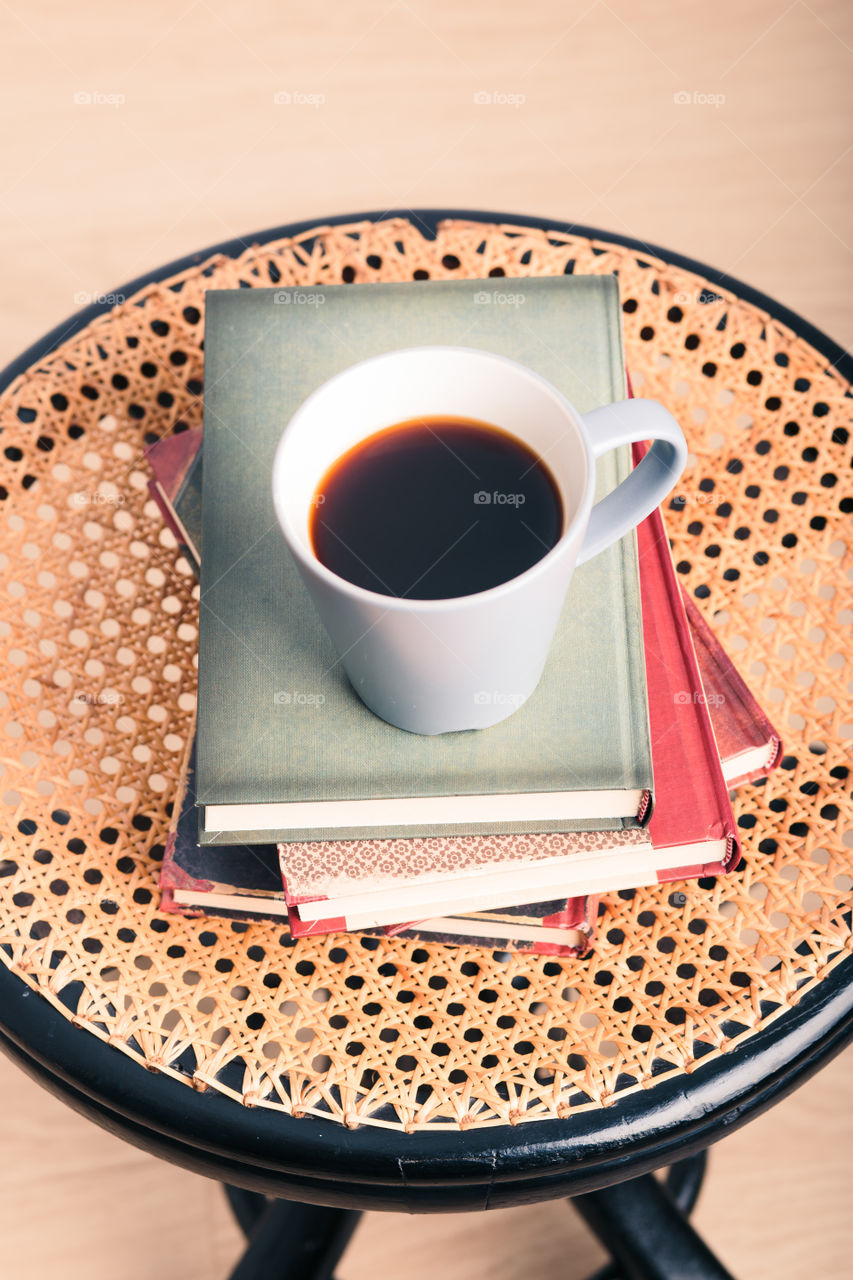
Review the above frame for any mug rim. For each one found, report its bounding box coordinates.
[271,345,596,612]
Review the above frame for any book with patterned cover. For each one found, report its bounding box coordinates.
[282,826,651,928]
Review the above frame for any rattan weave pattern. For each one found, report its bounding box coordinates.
[0,217,850,1132]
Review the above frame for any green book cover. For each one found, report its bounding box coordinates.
[197,277,652,843]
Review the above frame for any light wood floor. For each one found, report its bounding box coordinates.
[0,0,851,366]
[1,0,850,1276]
[0,1044,851,1278]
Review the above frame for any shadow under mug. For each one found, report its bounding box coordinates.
[272,346,687,735]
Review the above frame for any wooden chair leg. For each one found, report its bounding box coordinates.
[582,1152,710,1280]
[224,1152,713,1280]
[573,1167,735,1280]
[662,1150,707,1216]
[224,1196,360,1280]
[224,1184,269,1236]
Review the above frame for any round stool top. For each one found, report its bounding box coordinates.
[0,211,850,1204]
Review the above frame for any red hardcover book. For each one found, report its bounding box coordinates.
[145,427,202,573]
[633,442,740,881]
[620,377,781,788]
[683,593,782,786]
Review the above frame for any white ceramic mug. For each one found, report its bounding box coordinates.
[272,346,686,735]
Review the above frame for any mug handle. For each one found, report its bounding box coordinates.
[576,399,688,565]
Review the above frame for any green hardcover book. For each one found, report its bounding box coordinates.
[198,277,653,844]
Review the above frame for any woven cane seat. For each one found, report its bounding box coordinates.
[0,212,850,1137]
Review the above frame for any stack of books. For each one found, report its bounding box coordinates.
[152,277,781,956]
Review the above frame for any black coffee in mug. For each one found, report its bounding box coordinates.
[310,416,564,600]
